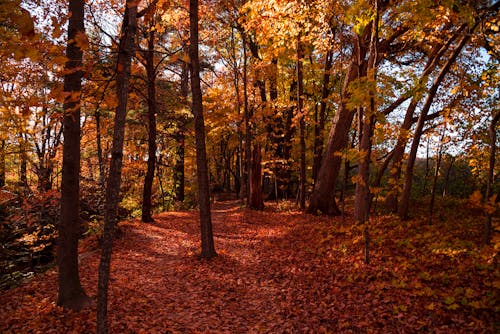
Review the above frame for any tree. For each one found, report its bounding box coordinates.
[57,0,91,310]
[189,0,216,259]
[140,5,159,223]
[97,0,139,332]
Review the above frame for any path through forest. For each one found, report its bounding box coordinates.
[0,201,496,333]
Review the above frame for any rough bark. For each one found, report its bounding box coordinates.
[141,28,157,223]
[190,0,216,259]
[57,0,90,311]
[97,1,138,332]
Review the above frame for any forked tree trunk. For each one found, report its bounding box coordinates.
[57,0,90,311]
[97,1,138,332]
[142,28,157,223]
[398,31,470,220]
[190,0,216,259]
[307,35,368,216]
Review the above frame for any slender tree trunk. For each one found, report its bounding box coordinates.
[189,0,216,259]
[174,60,189,202]
[484,110,499,245]
[97,1,138,332]
[442,156,454,197]
[57,0,90,311]
[312,51,333,184]
[96,110,105,188]
[307,35,368,216]
[297,37,306,210]
[429,128,445,224]
[249,143,264,210]
[243,39,251,204]
[354,2,378,264]
[0,140,5,187]
[398,31,470,220]
[142,28,157,223]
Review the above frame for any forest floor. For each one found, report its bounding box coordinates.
[0,199,498,333]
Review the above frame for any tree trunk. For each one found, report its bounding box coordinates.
[398,31,470,220]
[384,27,466,212]
[307,35,368,216]
[312,50,333,184]
[97,1,138,332]
[0,140,5,187]
[355,1,378,265]
[57,0,90,311]
[243,39,251,204]
[141,28,157,223]
[429,128,445,224]
[297,37,306,210]
[190,0,216,259]
[96,110,105,189]
[484,110,499,245]
[174,60,189,202]
[249,143,264,210]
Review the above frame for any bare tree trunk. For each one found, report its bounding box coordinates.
[0,140,5,187]
[174,61,189,202]
[243,39,251,204]
[429,128,445,224]
[190,0,216,259]
[249,143,264,210]
[97,1,138,332]
[297,37,306,210]
[484,110,499,245]
[142,28,157,223]
[57,0,90,311]
[96,110,105,189]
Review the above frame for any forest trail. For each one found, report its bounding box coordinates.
[0,201,496,333]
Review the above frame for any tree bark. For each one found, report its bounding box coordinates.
[307,35,368,216]
[249,143,264,210]
[57,0,90,311]
[190,0,216,259]
[243,38,251,204]
[0,140,5,187]
[97,1,138,332]
[142,28,157,223]
[297,37,306,210]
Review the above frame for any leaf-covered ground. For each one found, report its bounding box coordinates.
[0,200,498,333]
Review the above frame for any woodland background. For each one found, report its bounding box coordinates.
[0,0,499,332]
